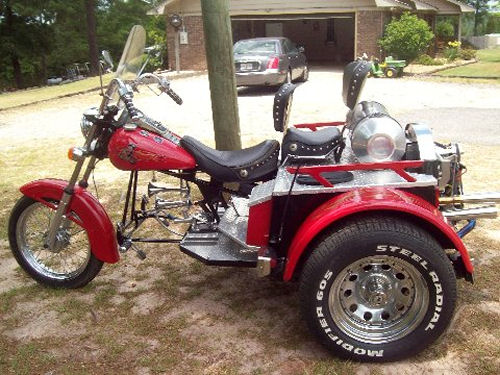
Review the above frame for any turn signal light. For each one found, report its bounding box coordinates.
[68,147,85,161]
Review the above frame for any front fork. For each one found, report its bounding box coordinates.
[44,129,98,250]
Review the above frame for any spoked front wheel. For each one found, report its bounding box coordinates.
[299,216,457,362]
[8,196,103,288]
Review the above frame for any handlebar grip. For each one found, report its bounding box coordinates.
[166,88,183,105]
[123,95,138,118]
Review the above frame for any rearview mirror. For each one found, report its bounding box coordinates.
[102,50,114,70]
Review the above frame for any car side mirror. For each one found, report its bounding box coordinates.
[297,46,305,53]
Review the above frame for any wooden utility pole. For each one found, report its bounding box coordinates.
[200,0,242,151]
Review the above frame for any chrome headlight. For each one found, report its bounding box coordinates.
[350,116,406,163]
[80,107,99,137]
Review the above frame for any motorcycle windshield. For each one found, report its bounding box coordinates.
[115,25,147,80]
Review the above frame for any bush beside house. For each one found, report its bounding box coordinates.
[378,12,434,62]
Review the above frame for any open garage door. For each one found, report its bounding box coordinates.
[232,13,355,64]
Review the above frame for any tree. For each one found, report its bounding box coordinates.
[486,12,500,34]
[436,19,455,39]
[463,0,490,35]
[379,12,434,62]
[0,0,168,89]
[85,0,99,76]
[0,0,56,88]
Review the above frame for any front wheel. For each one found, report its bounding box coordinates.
[299,216,456,362]
[8,196,103,288]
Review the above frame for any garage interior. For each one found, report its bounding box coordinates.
[231,14,355,65]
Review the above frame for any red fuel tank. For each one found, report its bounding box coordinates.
[108,127,196,171]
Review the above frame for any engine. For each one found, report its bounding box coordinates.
[345,101,464,195]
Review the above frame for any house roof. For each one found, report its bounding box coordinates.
[149,0,474,16]
[374,0,411,9]
[410,0,439,12]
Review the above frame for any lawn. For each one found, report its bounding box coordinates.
[436,49,500,78]
[0,139,499,374]
[0,74,112,111]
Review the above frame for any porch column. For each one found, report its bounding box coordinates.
[457,15,462,41]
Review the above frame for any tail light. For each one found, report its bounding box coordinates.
[267,57,279,70]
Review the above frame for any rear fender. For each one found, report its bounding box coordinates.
[283,188,473,281]
[20,179,119,263]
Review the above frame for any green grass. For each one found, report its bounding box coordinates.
[0,74,112,111]
[436,49,500,78]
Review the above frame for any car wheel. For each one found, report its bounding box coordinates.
[299,216,457,362]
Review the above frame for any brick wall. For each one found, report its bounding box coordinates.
[166,16,207,71]
[356,11,385,59]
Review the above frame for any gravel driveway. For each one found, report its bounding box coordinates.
[1,69,499,150]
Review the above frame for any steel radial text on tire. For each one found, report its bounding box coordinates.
[299,216,457,362]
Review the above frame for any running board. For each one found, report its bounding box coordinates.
[179,197,258,267]
[179,231,257,267]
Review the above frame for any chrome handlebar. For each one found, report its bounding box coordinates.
[98,73,182,116]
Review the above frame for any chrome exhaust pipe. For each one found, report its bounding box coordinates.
[442,205,498,221]
[440,192,500,205]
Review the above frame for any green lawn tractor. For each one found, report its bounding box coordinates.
[370,56,406,78]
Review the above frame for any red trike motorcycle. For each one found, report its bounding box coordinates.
[8,26,500,361]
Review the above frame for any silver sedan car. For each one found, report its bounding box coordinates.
[233,37,309,87]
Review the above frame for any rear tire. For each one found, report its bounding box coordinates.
[299,216,456,362]
[8,196,103,288]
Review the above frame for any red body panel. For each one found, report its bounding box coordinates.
[247,200,273,247]
[282,188,473,281]
[20,179,119,264]
[108,128,196,171]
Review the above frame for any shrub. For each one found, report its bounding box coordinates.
[379,12,435,62]
[436,20,455,39]
[414,54,445,66]
[444,40,461,61]
[459,48,477,60]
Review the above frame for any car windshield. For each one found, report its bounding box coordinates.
[234,40,278,55]
[115,25,146,80]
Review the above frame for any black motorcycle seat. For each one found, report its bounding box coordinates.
[286,126,341,145]
[180,136,280,183]
[282,126,342,161]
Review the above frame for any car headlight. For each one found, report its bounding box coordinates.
[350,116,406,163]
[80,107,99,137]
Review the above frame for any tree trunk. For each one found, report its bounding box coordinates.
[474,1,480,36]
[11,55,23,89]
[5,1,23,88]
[85,0,99,76]
[200,0,241,151]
